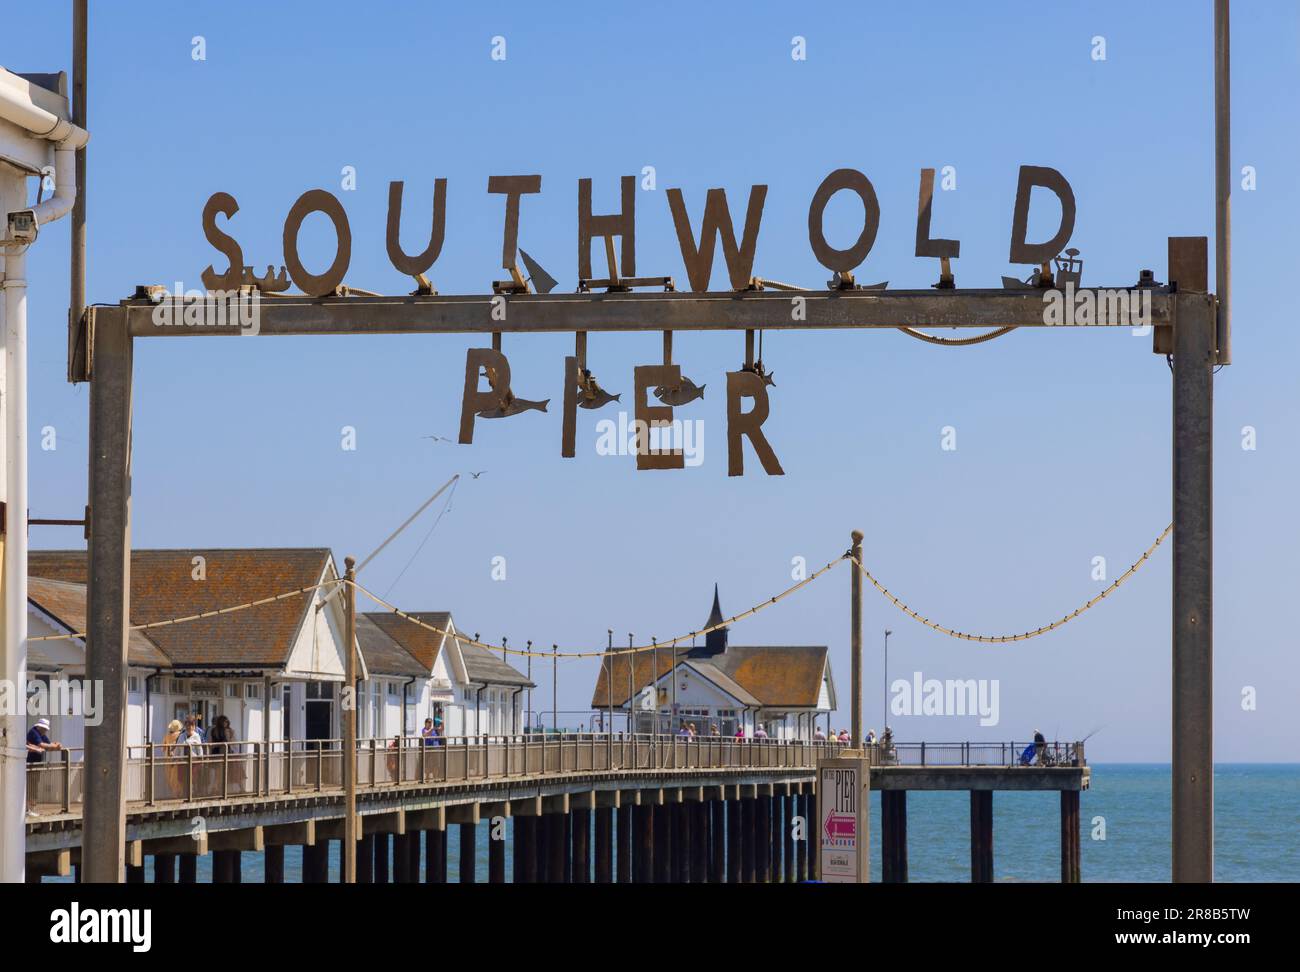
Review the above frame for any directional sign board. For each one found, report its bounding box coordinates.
[818,756,870,883]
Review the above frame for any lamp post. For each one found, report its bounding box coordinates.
[883,629,892,734]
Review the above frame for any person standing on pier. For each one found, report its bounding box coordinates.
[162,719,184,798]
[25,719,62,817]
[1033,729,1047,765]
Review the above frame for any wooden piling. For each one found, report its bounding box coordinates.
[755,797,771,883]
[546,813,566,883]
[264,845,284,884]
[616,804,632,883]
[970,790,993,883]
[882,791,908,883]
[425,827,446,883]
[1061,790,1081,883]
[783,794,796,883]
[742,798,757,883]
[671,802,688,882]
[355,833,373,884]
[407,830,422,882]
[726,799,742,883]
[517,818,536,884]
[654,800,671,883]
[710,799,726,883]
[636,804,654,884]
[489,825,506,883]
[153,853,176,884]
[691,801,708,883]
[178,854,197,883]
[459,822,477,883]
[126,863,145,884]
[595,806,613,883]
[573,808,591,883]
[373,834,389,883]
[393,833,410,883]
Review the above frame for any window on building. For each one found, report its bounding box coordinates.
[168,679,185,695]
[127,675,141,694]
[226,684,241,699]
[245,683,262,700]
[386,681,398,701]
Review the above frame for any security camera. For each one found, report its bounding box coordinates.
[5,210,38,245]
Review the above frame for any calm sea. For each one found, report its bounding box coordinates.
[52,764,1300,883]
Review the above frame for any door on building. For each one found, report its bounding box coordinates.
[304,682,335,742]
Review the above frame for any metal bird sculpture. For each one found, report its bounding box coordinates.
[653,376,706,406]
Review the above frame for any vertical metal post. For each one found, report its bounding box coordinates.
[69,0,87,380]
[850,530,863,748]
[1172,287,1215,882]
[84,313,132,883]
[552,643,558,735]
[342,556,357,882]
[1214,0,1231,364]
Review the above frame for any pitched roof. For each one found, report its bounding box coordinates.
[29,548,333,669]
[356,614,427,678]
[28,576,171,669]
[458,637,534,687]
[591,644,829,709]
[363,611,449,672]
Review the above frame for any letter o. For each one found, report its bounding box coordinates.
[807,168,880,273]
[283,189,352,297]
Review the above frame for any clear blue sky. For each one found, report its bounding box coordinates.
[8,1,1299,760]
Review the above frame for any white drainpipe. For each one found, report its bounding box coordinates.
[0,87,89,884]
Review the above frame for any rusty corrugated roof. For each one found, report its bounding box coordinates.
[29,548,332,669]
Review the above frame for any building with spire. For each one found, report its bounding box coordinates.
[590,585,835,740]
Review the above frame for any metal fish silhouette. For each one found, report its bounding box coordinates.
[579,388,620,409]
[653,377,706,406]
[518,248,558,295]
[478,394,549,418]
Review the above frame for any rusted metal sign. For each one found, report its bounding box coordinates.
[194,165,1089,476]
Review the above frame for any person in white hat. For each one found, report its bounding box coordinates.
[26,718,62,817]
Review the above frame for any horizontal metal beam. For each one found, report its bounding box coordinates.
[103,287,1173,339]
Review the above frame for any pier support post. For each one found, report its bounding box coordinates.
[616,804,632,883]
[264,845,284,884]
[126,863,144,884]
[488,826,505,883]
[303,842,328,883]
[1061,790,1081,883]
[423,827,445,884]
[153,854,176,884]
[546,813,567,883]
[691,801,708,883]
[595,806,613,883]
[178,854,197,884]
[636,804,653,884]
[564,812,574,883]
[771,793,783,882]
[742,796,757,883]
[970,790,993,883]
[881,791,908,883]
[573,808,591,883]
[783,794,796,883]
[710,799,726,883]
[755,796,770,883]
[356,831,371,883]
[516,818,535,884]
[654,800,671,883]
[393,833,410,883]
[407,830,422,882]
[459,822,477,883]
[726,799,741,883]
[373,834,389,883]
[806,788,818,880]
[671,802,688,882]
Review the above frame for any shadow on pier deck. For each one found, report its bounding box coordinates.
[24,735,1088,883]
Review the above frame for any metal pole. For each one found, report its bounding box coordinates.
[526,641,532,731]
[342,555,357,882]
[1172,289,1215,882]
[850,530,863,748]
[883,629,891,734]
[70,0,87,379]
[84,314,132,882]
[1214,0,1231,364]
[552,644,558,735]
[628,633,634,734]
[606,630,614,765]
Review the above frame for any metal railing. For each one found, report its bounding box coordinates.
[25,734,845,812]
[868,740,1085,768]
[24,736,1085,814]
